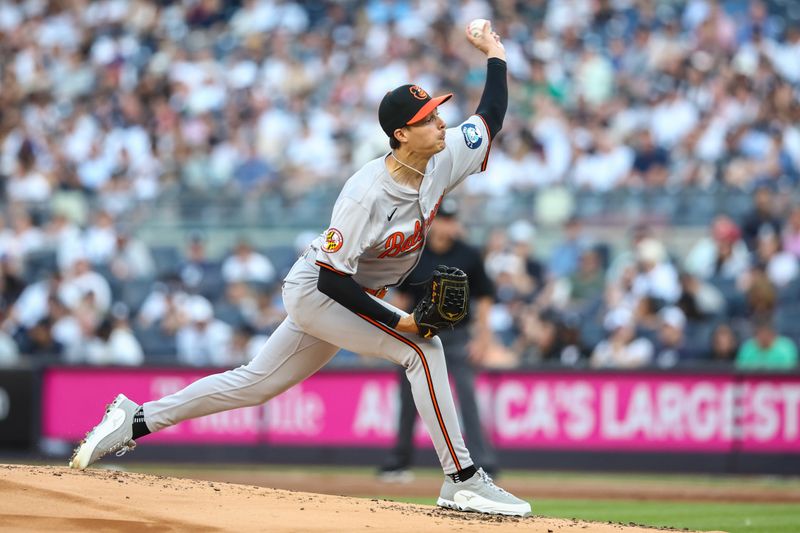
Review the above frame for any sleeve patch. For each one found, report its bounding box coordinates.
[323,228,344,253]
[461,123,482,149]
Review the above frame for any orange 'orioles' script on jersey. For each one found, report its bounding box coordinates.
[379,220,424,258]
[378,194,444,258]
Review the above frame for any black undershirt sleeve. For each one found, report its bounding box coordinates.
[474,57,508,139]
[317,267,401,328]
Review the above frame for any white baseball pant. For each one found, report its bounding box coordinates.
[142,260,473,474]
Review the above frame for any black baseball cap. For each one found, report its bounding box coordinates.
[378,84,453,139]
[437,197,459,218]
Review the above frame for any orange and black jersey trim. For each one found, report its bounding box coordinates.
[315,260,347,276]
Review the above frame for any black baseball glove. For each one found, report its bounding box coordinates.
[412,265,469,339]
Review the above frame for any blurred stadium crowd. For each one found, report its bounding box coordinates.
[0,0,799,370]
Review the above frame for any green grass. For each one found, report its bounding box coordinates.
[386,497,800,533]
[535,499,800,533]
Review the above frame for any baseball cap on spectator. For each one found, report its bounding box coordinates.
[603,307,634,331]
[188,296,214,322]
[637,238,666,264]
[437,197,459,218]
[508,220,536,244]
[378,84,452,139]
[712,217,741,243]
[659,306,686,330]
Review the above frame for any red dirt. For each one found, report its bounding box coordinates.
[0,464,725,533]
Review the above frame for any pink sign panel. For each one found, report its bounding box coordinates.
[738,377,800,452]
[479,374,736,451]
[43,368,261,444]
[42,368,800,453]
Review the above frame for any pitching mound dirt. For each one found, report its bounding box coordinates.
[0,464,702,532]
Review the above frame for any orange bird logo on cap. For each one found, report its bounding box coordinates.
[409,85,428,100]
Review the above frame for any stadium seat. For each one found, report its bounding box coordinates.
[134,325,177,364]
[777,277,800,304]
[262,245,299,279]
[195,263,225,301]
[121,279,156,315]
[215,304,245,327]
[23,249,58,283]
[151,246,182,277]
[579,321,606,349]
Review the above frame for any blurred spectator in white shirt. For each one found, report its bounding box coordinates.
[49,296,83,362]
[176,295,233,367]
[3,272,62,332]
[82,210,118,266]
[572,133,633,191]
[6,140,52,203]
[684,215,751,280]
[756,229,799,289]
[137,276,192,334]
[77,136,115,191]
[590,307,654,368]
[650,90,699,149]
[676,271,726,321]
[108,229,156,281]
[575,48,614,107]
[632,238,681,304]
[5,208,45,263]
[45,211,82,255]
[59,257,112,315]
[222,239,275,284]
[229,324,269,365]
[81,313,144,366]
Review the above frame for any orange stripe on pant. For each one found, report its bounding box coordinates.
[356,313,462,472]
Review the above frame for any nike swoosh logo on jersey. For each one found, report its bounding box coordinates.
[387,207,398,221]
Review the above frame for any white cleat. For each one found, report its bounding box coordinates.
[69,394,139,470]
[437,468,532,517]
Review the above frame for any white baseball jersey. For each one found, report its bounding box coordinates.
[295,115,492,291]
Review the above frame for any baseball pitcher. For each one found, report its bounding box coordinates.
[69,20,530,517]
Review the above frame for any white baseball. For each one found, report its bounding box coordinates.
[468,18,490,38]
